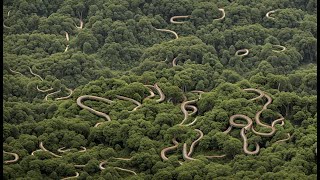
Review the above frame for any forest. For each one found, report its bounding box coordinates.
[3,0,317,179]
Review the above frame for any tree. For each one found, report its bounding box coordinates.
[223,138,242,157]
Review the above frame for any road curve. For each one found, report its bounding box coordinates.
[31,149,43,156]
[229,114,253,130]
[170,15,191,24]
[154,83,165,103]
[251,113,276,137]
[144,85,155,100]
[179,99,197,125]
[58,147,71,153]
[223,126,232,134]
[79,146,86,152]
[37,85,54,93]
[61,172,79,180]
[172,57,178,66]
[266,10,277,19]
[185,117,198,126]
[58,146,86,153]
[160,138,179,161]
[235,49,249,57]
[39,142,62,158]
[274,133,291,143]
[227,114,260,155]
[75,13,83,29]
[155,28,179,39]
[45,89,61,101]
[9,68,23,76]
[55,88,73,100]
[240,128,260,155]
[243,88,264,101]
[214,8,226,21]
[76,95,114,121]
[191,90,205,99]
[3,151,19,164]
[271,116,285,127]
[182,143,197,161]
[64,45,69,52]
[3,10,11,28]
[115,95,142,112]
[28,66,44,81]
[99,159,137,175]
[76,20,84,29]
[185,105,197,116]
[3,22,10,29]
[272,45,286,52]
[187,129,203,157]
[65,32,69,42]
[251,92,276,137]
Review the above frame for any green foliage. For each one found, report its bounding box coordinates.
[3,0,316,179]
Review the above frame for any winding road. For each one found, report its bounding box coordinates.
[154,83,165,103]
[58,146,86,153]
[182,143,197,161]
[3,151,19,164]
[39,142,62,158]
[144,85,155,100]
[99,158,136,175]
[3,10,11,29]
[191,90,205,99]
[28,66,56,94]
[240,128,260,155]
[61,172,79,180]
[155,28,179,39]
[64,45,69,52]
[244,88,285,137]
[223,88,286,155]
[170,16,191,24]
[185,104,197,116]
[65,32,69,42]
[272,45,286,52]
[172,57,179,66]
[75,12,83,29]
[115,95,142,112]
[185,117,198,126]
[55,88,73,100]
[235,49,249,57]
[170,8,225,24]
[9,68,23,76]
[160,138,179,161]
[28,66,44,81]
[76,95,114,121]
[251,93,278,137]
[31,149,43,156]
[45,89,62,101]
[214,8,226,21]
[274,133,291,143]
[243,88,264,101]
[228,114,260,154]
[179,99,197,125]
[64,32,70,52]
[266,10,277,20]
[37,85,54,93]
[187,129,203,157]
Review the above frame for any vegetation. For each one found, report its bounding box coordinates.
[3,0,317,179]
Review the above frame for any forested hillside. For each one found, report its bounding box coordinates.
[3,0,317,179]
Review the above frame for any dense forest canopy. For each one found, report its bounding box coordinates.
[3,0,317,179]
